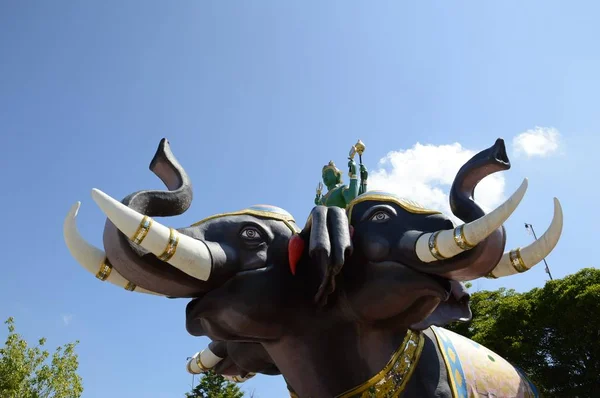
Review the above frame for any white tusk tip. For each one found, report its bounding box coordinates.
[553,197,563,222]
[68,202,82,219]
[553,197,561,208]
[512,178,529,203]
[515,177,528,193]
[90,188,105,200]
[90,188,118,210]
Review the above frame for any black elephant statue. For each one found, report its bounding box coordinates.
[64,138,562,397]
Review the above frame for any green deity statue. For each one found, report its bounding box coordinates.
[314,140,369,209]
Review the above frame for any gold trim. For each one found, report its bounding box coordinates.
[486,270,498,279]
[96,258,113,281]
[336,330,424,398]
[158,228,179,261]
[453,225,474,250]
[430,327,460,398]
[509,248,528,273]
[191,209,299,234]
[283,220,301,234]
[347,194,441,224]
[196,353,209,371]
[124,282,136,291]
[428,231,447,261]
[131,216,152,245]
[231,374,254,383]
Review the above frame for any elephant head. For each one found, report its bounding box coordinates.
[317,138,563,330]
[63,139,338,342]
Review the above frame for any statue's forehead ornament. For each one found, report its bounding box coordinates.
[346,191,441,223]
[191,205,300,233]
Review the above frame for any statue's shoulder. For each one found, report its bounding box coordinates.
[429,326,539,398]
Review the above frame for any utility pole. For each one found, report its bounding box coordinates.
[186,357,196,390]
[524,223,553,280]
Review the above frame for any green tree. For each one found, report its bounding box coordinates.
[447,268,600,397]
[0,317,83,398]
[186,370,245,398]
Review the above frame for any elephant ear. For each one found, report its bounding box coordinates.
[410,280,472,330]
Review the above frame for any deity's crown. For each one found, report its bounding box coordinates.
[322,160,341,175]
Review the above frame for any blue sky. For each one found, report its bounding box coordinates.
[1,1,599,397]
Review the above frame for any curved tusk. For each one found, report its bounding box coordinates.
[487,197,563,278]
[63,202,163,296]
[91,189,213,281]
[416,178,528,263]
[186,348,223,374]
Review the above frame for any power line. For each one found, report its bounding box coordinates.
[524,223,553,280]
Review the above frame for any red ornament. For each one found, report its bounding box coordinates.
[288,234,305,276]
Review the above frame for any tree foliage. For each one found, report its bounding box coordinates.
[447,268,600,397]
[185,370,245,398]
[0,317,83,398]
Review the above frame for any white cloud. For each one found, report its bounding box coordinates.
[512,127,561,158]
[368,142,506,224]
[62,314,73,326]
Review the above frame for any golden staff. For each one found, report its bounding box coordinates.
[352,140,366,194]
[355,139,365,164]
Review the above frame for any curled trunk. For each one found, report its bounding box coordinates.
[441,138,510,279]
[411,138,512,280]
[102,139,209,297]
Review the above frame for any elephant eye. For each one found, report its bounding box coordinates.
[369,211,390,223]
[240,226,263,241]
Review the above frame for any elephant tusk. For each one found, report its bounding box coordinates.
[91,189,213,282]
[63,202,163,295]
[224,373,256,383]
[186,348,224,374]
[415,178,528,263]
[487,198,563,278]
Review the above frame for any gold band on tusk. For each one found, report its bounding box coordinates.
[453,225,475,250]
[158,228,179,261]
[124,282,137,291]
[131,216,152,245]
[428,231,446,261]
[486,270,498,279]
[509,248,528,273]
[196,353,209,371]
[96,258,113,281]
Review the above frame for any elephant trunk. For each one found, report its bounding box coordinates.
[101,139,211,297]
[441,138,510,279]
[120,138,193,217]
[450,138,511,222]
